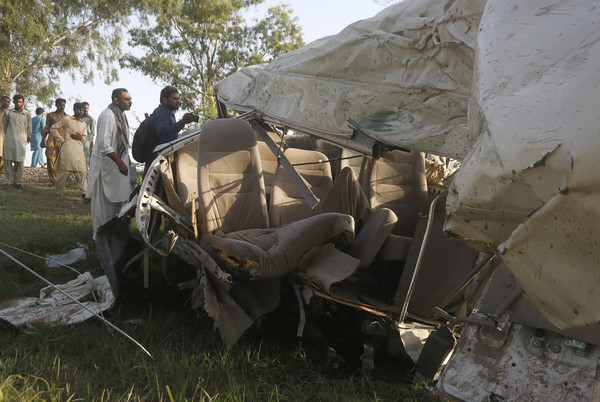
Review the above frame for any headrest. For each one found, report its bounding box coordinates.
[199,119,256,152]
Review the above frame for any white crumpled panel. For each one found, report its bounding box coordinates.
[0,272,114,326]
[446,0,600,329]
[215,0,485,158]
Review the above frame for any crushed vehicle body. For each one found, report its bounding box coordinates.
[124,0,600,400]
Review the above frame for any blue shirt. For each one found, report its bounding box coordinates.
[31,115,46,135]
[144,104,186,172]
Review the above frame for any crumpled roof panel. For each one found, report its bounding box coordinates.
[215,0,485,159]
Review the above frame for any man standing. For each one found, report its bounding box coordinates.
[50,103,88,200]
[2,94,32,190]
[87,88,135,236]
[144,86,196,173]
[87,88,134,296]
[81,101,96,169]
[0,95,12,177]
[42,98,68,185]
[30,107,46,167]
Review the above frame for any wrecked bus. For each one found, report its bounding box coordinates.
[124,0,600,399]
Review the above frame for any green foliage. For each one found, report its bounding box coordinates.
[123,0,304,121]
[248,4,304,65]
[0,0,158,106]
[0,0,303,116]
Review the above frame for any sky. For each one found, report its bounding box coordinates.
[27,0,395,163]
[58,0,393,121]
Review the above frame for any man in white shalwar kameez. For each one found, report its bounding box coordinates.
[87,89,134,237]
[87,88,135,296]
[2,94,32,189]
[50,102,88,199]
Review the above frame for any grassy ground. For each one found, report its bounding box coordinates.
[0,169,443,401]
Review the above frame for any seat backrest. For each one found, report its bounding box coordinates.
[197,119,269,233]
[338,148,370,190]
[270,148,333,227]
[314,139,341,175]
[338,148,364,176]
[175,140,199,212]
[257,141,279,196]
[365,149,428,237]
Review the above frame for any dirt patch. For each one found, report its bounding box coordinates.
[23,167,51,185]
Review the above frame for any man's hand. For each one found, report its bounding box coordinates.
[117,160,129,176]
[41,138,46,148]
[107,151,129,176]
[182,113,197,124]
[70,133,83,141]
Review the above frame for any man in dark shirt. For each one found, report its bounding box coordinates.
[144,86,196,173]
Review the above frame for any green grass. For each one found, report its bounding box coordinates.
[0,177,99,299]
[0,174,444,401]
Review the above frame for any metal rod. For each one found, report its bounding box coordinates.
[293,284,306,338]
[433,307,496,328]
[492,281,523,316]
[464,254,501,302]
[0,241,107,314]
[0,247,153,359]
[436,253,500,311]
[399,194,444,324]
[254,122,319,208]
[291,154,363,167]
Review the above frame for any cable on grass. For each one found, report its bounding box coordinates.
[0,247,154,359]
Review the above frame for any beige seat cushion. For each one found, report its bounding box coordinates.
[270,148,333,227]
[201,212,355,280]
[338,148,366,181]
[174,140,199,211]
[376,234,413,262]
[257,141,279,196]
[366,149,428,237]
[347,208,398,267]
[197,119,269,234]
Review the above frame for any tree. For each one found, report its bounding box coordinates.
[0,0,152,105]
[123,0,304,120]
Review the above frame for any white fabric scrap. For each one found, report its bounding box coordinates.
[0,272,114,326]
[46,247,87,268]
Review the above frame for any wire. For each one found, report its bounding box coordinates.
[0,241,82,275]
[0,247,153,359]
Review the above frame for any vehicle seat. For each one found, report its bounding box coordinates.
[270,148,333,227]
[364,149,428,237]
[314,139,342,176]
[196,118,356,279]
[257,141,279,198]
[338,148,367,186]
[357,149,428,262]
[174,140,200,214]
[197,119,270,234]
